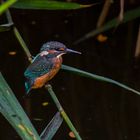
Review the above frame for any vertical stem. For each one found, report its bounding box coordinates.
[13,27,32,62]
[4,1,33,118]
[5,8,13,24]
[96,0,112,28]
[46,85,82,140]
[135,25,140,58]
[118,0,124,22]
[4,5,32,62]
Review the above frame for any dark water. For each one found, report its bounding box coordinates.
[0,1,140,140]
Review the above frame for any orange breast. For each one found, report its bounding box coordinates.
[32,57,62,89]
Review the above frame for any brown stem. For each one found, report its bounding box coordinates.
[96,0,112,28]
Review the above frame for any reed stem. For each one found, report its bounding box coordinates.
[46,84,82,140]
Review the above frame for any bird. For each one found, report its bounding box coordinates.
[24,41,81,94]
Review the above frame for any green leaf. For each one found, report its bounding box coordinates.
[75,7,140,44]
[40,112,63,140]
[11,0,91,10]
[0,73,41,140]
[0,23,13,32]
[0,0,17,15]
[61,64,140,96]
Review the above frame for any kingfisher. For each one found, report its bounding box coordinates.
[24,41,81,94]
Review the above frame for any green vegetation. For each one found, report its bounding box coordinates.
[0,0,140,140]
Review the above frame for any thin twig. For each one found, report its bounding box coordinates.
[45,84,82,140]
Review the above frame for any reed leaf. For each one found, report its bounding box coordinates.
[40,112,63,140]
[75,6,140,44]
[0,23,13,32]
[12,0,91,10]
[61,64,140,96]
[0,0,17,15]
[0,73,41,140]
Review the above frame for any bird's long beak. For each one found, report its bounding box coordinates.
[66,48,81,54]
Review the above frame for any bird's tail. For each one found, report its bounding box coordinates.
[25,78,34,95]
[25,82,31,94]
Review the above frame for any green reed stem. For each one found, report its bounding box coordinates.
[46,84,82,140]
[4,7,32,62]
[5,9,82,140]
[13,27,32,62]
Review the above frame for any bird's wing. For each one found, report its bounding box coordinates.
[24,54,54,79]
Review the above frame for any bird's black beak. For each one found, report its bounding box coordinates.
[66,48,81,54]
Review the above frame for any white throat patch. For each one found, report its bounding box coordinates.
[57,53,65,58]
[40,51,49,56]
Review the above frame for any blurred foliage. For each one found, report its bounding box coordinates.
[0,0,17,15]
[11,0,91,10]
[75,6,140,44]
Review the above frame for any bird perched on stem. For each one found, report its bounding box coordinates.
[24,41,81,94]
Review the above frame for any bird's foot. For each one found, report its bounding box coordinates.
[44,84,51,89]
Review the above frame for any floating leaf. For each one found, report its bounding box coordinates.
[8,51,17,56]
[12,0,91,10]
[42,102,49,106]
[96,34,108,42]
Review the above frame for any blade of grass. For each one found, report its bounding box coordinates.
[0,23,13,32]
[0,2,13,32]
[11,0,91,10]
[61,64,140,96]
[0,0,17,15]
[40,112,63,140]
[0,73,41,140]
[74,6,140,44]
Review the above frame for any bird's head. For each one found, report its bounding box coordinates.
[40,41,81,56]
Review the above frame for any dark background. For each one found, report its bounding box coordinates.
[0,0,140,140]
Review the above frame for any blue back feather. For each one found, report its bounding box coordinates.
[24,53,55,94]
